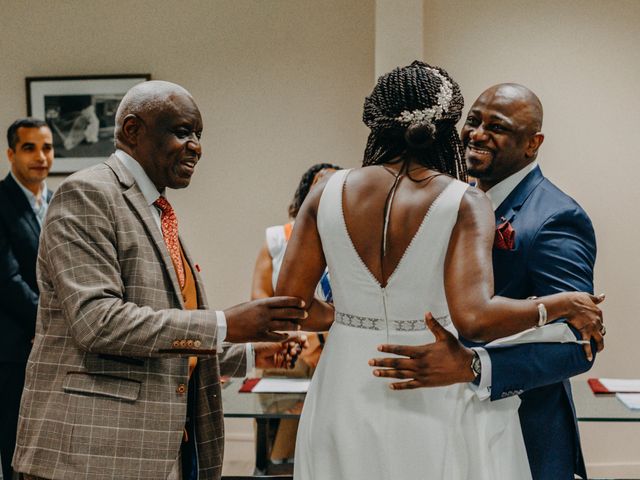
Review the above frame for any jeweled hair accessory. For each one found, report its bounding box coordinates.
[395,67,454,134]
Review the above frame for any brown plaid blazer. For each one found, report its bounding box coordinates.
[13,155,246,480]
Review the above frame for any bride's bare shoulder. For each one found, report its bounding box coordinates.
[457,186,494,227]
[345,165,385,180]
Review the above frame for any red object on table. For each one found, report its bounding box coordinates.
[587,378,610,394]
[239,377,261,393]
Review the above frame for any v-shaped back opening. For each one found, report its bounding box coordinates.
[339,168,456,289]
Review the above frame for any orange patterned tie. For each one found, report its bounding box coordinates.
[153,196,185,288]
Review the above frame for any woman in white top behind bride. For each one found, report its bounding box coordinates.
[275,61,603,480]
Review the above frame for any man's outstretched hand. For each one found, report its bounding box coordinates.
[369,313,475,390]
[254,333,309,369]
[224,296,307,343]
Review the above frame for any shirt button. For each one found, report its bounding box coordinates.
[179,339,187,348]
[176,384,186,394]
[186,340,194,348]
[172,340,180,348]
[194,340,202,348]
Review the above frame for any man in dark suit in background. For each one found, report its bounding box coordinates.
[371,84,603,479]
[0,118,54,480]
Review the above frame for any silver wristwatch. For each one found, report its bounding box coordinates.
[471,351,482,379]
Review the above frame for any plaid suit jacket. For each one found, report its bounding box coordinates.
[13,155,246,480]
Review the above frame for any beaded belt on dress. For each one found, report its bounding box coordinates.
[335,311,451,331]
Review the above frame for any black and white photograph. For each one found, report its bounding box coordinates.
[26,74,150,173]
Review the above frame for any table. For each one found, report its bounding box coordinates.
[222,378,640,421]
[222,378,306,474]
[571,379,640,422]
[571,380,640,479]
[222,377,640,475]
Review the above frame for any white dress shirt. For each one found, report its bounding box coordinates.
[10,171,50,225]
[471,161,538,400]
[484,161,538,212]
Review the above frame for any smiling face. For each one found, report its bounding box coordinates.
[7,126,54,195]
[461,84,544,191]
[133,93,203,191]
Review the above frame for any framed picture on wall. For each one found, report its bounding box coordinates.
[26,74,151,174]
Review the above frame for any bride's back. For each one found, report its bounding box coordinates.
[278,60,470,330]
[316,166,468,329]
[341,163,454,288]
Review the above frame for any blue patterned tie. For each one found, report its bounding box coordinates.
[34,199,47,225]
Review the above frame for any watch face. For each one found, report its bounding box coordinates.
[471,354,481,377]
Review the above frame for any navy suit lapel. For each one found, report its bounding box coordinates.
[494,166,545,224]
[3,174,41,237]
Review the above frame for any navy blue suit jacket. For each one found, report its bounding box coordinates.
[0,173,50,363]
[465,166,596,480]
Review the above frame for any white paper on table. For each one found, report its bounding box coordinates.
[485,323,580,347]
[599,378,640,393]
[616,393,640,410]
[251,378,311,393]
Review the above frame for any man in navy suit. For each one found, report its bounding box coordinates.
[461,83,601,480]
[0,118,54,480]
[372,84,603,479]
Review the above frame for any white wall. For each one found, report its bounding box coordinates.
[422,0,640,476]
[375,0,423,77]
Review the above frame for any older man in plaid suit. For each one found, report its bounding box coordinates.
[13,81,306,480]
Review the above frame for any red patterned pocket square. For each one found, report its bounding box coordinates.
[494,218,515,250]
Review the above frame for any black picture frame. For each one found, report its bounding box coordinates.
[26,74,151,174]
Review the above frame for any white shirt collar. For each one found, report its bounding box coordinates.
[484,161,538,212]
[114,149,165,206]
[10,170,49,209]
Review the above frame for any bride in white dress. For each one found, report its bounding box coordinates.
[275,61,602,480]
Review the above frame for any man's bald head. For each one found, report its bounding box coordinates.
[115,81,195,147]
[115,80,203,191]
[478,83,543,133]
[461,83,545,191]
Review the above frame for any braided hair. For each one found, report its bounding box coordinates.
[288,163,343,218]
[362,61,467,181]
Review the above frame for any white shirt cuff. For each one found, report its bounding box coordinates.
[469,347,492,401]
[215,310,227,350]
[245,343,255,373]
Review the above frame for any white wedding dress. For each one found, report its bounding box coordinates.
[293,169,532,480]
